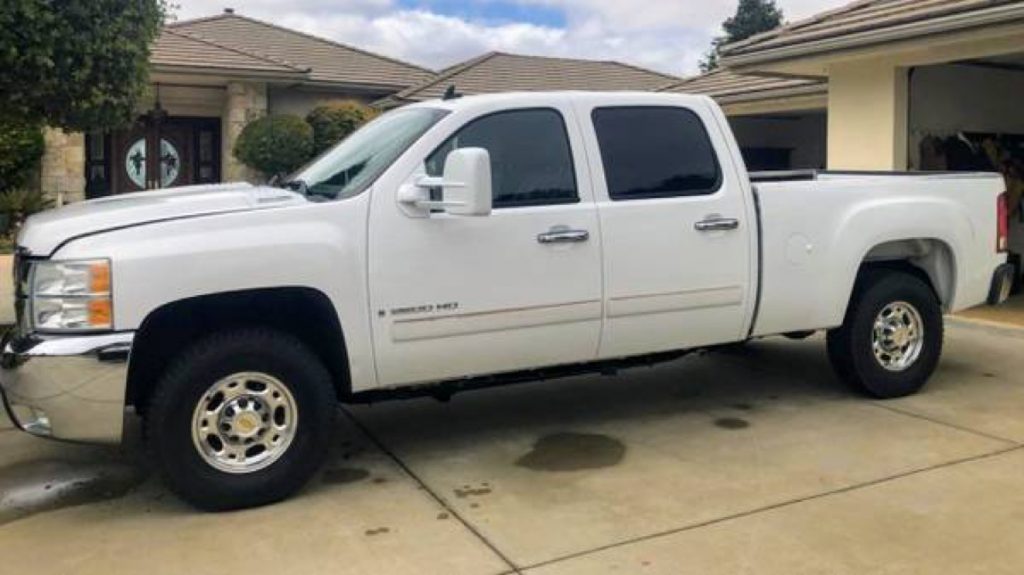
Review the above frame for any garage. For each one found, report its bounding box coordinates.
[909,59,1024,307]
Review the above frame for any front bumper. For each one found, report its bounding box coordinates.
[988,263,1016,306]
[0,330,134,444]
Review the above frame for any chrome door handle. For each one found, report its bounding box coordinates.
[537,228,590,244]
[694,217,740,232]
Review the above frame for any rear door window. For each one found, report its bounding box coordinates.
[591,107,721,200]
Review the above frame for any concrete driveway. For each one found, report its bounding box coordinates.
[2,319,1024,574]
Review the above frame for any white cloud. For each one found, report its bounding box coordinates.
[171,0,846,76]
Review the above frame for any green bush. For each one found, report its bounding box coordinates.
[0,122,45,192]
[0,189,53,236]
[233,114,314,178]
[305,101,378,155]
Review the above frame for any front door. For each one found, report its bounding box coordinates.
[105,118,220,196]
[575,98,757,358]
[368,105,603,387]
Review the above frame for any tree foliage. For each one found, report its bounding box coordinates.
[306,101,379,156]
[234,115,314,178]
[700,0,783,73]
[0,122,45,192]
[0,0,166,131]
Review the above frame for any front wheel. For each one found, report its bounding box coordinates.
[827,269,944,399]
[146,329,335,510]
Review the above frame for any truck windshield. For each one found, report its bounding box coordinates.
[287,107,448,200]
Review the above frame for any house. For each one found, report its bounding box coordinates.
[719,0,1024,172]
[376,51,681,108]
[41,9,435,201]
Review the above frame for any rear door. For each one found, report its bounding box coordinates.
[368,103,603,386]
[574,96,757,358]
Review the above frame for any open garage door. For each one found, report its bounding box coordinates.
[909,58,1024,324]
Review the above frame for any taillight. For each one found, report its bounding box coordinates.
[997,192,1009,253]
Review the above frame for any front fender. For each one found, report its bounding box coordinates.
[50,196,377,390]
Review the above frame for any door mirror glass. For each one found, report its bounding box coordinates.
[442,148,492,216]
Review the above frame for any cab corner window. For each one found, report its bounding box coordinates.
[425,109,578,208]
[592,107,721,201]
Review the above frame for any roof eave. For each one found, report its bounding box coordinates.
[151,63,309,82]
[721,2,1024,69]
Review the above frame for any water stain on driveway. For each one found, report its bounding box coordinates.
[0,459,147,526]
[714,417,751,430]
[516,432,625,472]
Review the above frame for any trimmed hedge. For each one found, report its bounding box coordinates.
[306,101,378,155]
[233,114,314,178]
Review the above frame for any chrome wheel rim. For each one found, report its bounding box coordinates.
[872,301,924,372]
[191,372,299,474]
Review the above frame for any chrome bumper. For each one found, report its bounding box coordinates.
[0,330,134,444]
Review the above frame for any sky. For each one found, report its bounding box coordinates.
[169,0,847,77]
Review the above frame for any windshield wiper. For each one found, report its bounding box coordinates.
[284,179,309,195]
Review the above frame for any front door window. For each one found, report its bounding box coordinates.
[159,138,181,187]
[125,138,147,189]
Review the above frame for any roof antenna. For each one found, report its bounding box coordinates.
[442,85,461,101]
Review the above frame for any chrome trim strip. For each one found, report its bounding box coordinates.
[391,300,602,342]
[608,286,744,318]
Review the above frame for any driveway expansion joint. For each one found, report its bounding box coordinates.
[339,407,524,574]
[519,444,1024,572]
[868,402,1021,446]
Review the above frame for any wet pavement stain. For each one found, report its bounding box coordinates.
[731,402,754,411]
[0,459,147,526]
[321,467,370,485]
[516,432,626,472]
[436,512,450,520]
[364,527,390,536]
[371,477,389,485]
[714,417,750,430]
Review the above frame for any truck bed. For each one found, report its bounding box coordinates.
[749,171,1006,338]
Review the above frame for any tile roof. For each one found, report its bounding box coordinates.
[723,0,1024,60]
[658,68,826,104]
[167,12,435,90]
[381,52,681,106]
[151,28,309,78]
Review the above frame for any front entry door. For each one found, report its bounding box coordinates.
[368,105,603,387]
[109,118,220,195]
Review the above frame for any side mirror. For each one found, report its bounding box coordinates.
[441,148,492,216]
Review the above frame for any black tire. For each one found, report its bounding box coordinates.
[826,269,944,399]
[146,328,335,511]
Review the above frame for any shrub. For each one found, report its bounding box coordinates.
[0,189,53,235]
[233,114,314,178]
[0,122,45,192]
[306,101,379,155]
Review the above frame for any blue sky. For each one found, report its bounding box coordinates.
[173,0,845,76]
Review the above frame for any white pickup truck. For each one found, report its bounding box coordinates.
[1,92,1014,510]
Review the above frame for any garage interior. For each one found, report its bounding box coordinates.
[909,56,1024,323]
[730,111,828,171]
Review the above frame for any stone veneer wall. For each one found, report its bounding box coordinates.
[222,81,268,184]
[39,128,86,205]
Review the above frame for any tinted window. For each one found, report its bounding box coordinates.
[592,107,721,200]
[426,109,577,208]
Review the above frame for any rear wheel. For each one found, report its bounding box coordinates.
[146,328,335,510]
[827,269,943,398]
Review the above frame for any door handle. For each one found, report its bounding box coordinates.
[694,217,740,232]
[537,228,590,244]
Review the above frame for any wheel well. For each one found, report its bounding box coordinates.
[858,239,956,309]
[126,287,350,412]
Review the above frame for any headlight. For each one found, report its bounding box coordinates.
[29,259,112,332]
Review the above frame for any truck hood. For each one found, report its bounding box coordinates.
[18,183,306,256]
